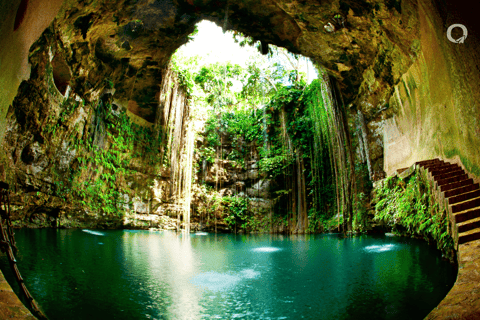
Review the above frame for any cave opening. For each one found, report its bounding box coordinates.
[0,3,408,237]
[51,53,72,96]
[2,0,468,248]
[177,19,326,233]
[2,0,480,318]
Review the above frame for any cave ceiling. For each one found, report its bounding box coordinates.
[50,0,419,121]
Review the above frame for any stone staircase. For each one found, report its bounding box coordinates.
[406,159,480,246]
[408,159,480,319]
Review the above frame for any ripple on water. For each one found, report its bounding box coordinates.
[364,244,396,253]
[190,272,242,291]
[251,247,282,253]
[190,269,260,291]
[239,269,260,279]
[82,229,105,236]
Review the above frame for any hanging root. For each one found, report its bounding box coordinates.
[223,0,230,33]
[260,41,269,55]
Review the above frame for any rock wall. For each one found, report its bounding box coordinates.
[0,0,63,142]
[381,0,480,180]
[193,136,275,232]
[0,25,194,228]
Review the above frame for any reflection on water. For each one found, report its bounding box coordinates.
[0,230,457,320]
[81,229,105,236]
[364,244,397,252]
[191,268,262,292]
[251,247,282,252]
[191,271,242,291]
[239,268,260,279]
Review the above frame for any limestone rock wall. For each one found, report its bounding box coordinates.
[0,26,193,228]
[194,137,275,232]
[0,0,63,142]
[381,0,480,179]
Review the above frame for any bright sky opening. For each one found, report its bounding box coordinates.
[175,20,318,84]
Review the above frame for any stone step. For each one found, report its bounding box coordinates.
[441,178,474,193]
[450,196,480,214]
[422,162,452,171]
[454,207,480,224]
[425,161,454,168]
[433,168,466,181]
[449,189,480,205]
[437,174,468,187]
[457,216,480,234]
[427,163,459,174]
[396,167,408,174]
[429,167,460,177]
[416,159,442,166]
[444,183,480,198]
[428,166,465,177]
[418,158,441,162]
[458,226,480,245]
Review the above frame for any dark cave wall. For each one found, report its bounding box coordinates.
[0,0,64,143]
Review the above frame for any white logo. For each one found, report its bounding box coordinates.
[447,24,468,43]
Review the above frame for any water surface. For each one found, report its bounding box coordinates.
[0,229,456,320]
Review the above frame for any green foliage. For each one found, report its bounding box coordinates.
[198,146,216,165]
[198,76,338,231]
[318,214,343,232]
[44,97,83,135]
[203,107,265,167]
[373,171,454,255]
[49,97,163,218]
[104,78,114,89]
[171,55,198,97]
[172,36,339,233]
[353,192,369,232]
[303,79,339,219]
[186,25,199,42]
[223,196,250,232]
[194,62,243,108]
[259,154,293,178]
[262,80,337,223]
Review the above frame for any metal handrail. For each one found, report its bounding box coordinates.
[0,182,48,319]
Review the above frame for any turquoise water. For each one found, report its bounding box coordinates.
[0,229,456,320]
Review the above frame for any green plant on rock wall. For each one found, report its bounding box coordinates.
[352,161,372,233]
[175,46,341,233]
[353,192,369,232]
[198,146,216,165]
[197,78,340,233]
[223,196,250,232]
[203,107,265,168]
[306,208,322,233]
[373,171,454,257]
[47,96,163,218]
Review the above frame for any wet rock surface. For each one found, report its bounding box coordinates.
[426,239,480,319]
[0,270,36,320]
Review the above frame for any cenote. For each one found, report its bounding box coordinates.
[3,0,480,317]
[0,229,456,320]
